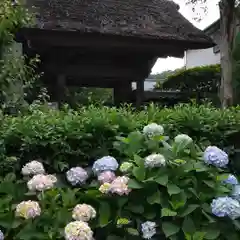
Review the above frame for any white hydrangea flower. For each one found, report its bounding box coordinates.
[66,167,88,186]
[72,204,96,222]
[27,174,57,192]
[203,146,229,168]
[141,221,157,239]
[92,156,119,175]
[0,230,4,240]
[21,160,45,176]
[64,221,94,240]
[144,154,166,168]
[174,134,193,145]
[211,196,240,220]
[143,123,164,138]
[15,201,41,219]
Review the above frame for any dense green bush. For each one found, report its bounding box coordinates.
[155,65,220,93]
[0,124,240,239]
[0,103,239,176]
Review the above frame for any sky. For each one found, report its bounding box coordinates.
[151,0,220,74]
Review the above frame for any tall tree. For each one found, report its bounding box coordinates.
[185,0,240,107]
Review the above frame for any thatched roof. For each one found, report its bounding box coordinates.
[25,0,214,49]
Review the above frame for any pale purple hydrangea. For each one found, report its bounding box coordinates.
[141,221,157,239]
[232,185,240,202]
[222,174,238,185]
[0,230,4,240]
[97,171,116,184]
[211,196,240,220]
[92,156,119,175]
[203,146,229,168]
[66,167,89,186]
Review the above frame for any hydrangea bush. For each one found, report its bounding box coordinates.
[0,123,239,239]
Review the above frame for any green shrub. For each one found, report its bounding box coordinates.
[0,125,239,239]
[155,65,220,93]
[0,103,239,176]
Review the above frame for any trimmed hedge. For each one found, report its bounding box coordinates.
[156,64,220,92]
[0,103,240,176]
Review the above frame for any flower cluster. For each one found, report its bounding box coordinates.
[144,153,166,168]
[21,160,45,176]
[27,174,57,192]
[0,230,4,240]
[203,146,240,220]
[119,162,133,173]
[97,171,116,184]
[203,146,229,168]
[143,123,164,138]
[72,204,96,222]
[15,200,41,219]
[65,203,96,240]
[66,167,89,186]
[141,221,157,239]
[64,221,94,240]
[174,134,193,145]
[92,156,119,175]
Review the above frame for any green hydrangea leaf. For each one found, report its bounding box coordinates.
[155,174,168,186]
[147,190,161,205]
[204,228,220,239]
[98,202,111,227]
[161,208,177,217]
[128,179,143,189]
[162,222,180,237]
[179,204,199,217]
[133,166,145,181]
[167,183,181,195]
[127,228,139,236]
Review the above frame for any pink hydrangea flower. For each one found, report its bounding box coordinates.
[109,176,131,196]
[97,171,116,184]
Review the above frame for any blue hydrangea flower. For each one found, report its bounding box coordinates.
[222,174,238,185]
[141,221,156,239]
[232,185,240,202]
[0,230,4,240]
[92,156,119,175]
[211,196,240,220]
[203,146,229,168]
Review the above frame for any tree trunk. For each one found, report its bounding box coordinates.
[219,0,235,108]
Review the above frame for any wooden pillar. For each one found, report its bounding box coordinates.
[136,80,144,107]
[56,74,66,106]
[114,81,132,105]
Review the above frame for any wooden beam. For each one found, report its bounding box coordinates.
[18,28,188,57]
[43,64,148,80]
[136,80,145,107]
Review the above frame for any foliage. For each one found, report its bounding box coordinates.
[65,87,113,108]
[0,0,32,51]
[232,32,240,104]
[0,0,45,112]
[0,103,239,176]
[0,124,239,239]
[155,65,221,93]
